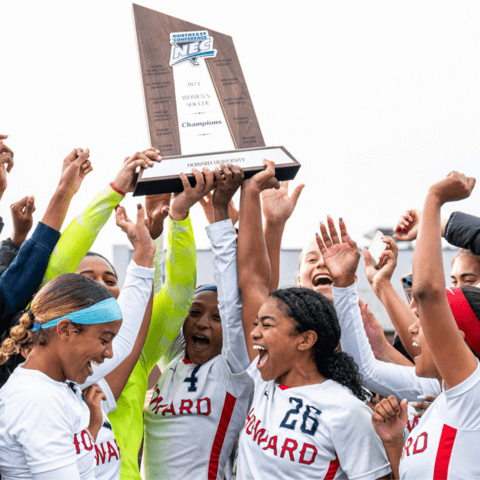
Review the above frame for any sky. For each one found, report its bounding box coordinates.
[1,0,479,261]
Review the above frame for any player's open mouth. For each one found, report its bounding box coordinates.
[192,335,210,352]
[86,361,94,376]
[254,344,269,370]
[412,341,421,363]
[313,274,332,289]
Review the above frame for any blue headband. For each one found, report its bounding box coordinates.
[195,285,217,294]
[31,297,122,332]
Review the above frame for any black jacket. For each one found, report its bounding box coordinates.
[445,211,480,254]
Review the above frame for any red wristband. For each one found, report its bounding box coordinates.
[109,182,126,197]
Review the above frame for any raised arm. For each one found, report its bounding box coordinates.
[413,172,477,389]
[207,164,249,374]
[81,204,155,388]
[41,148,160,286]
[362,236,421,361]
[316,217,440,401]
[0,149,92,329]
[103,205,156,399]
[238,160,280,361]
[359,300,413,367]
[142,167,215,371]
[261,180,304,291]
[393,208,449,243]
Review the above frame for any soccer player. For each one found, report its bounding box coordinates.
[142,164,254,480]
[236,160,391,480]
[370,172,480,479]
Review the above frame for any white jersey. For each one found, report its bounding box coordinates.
[74,379,121,480]
[143,219,253,480]
[237,363,391,480]
[399,361,480,479]
[0,366,83,479]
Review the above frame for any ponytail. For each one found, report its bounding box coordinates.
[0,310,36,365]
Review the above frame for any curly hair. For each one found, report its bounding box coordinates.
[0,273,113,365]
[269,287,367,401]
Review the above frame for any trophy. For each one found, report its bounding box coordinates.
[132,4,300,195]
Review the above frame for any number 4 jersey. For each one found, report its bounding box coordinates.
[237,364,391,480]
[143,353,253,479]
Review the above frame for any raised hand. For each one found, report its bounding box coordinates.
[393,209,422,241]
[359,299,389,359]
[0,135,14,198]
[371,396,408,444]
[145,193,171,239]
[59,148,92,196]
[315,216,360,287]
[363,236,397,291]
[113,148,161,194]
[39,149,91,232]
[115,204,155,267]
[170,167,215,221]
[10,196,36,246]
[428,171,476,205]
[84,384,107,441]
[211,163,244,222]
[261,180,304,224]
[243,159,280,194]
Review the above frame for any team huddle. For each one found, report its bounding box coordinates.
[0,134,479,479]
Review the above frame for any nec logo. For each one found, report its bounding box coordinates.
[170,30,217,66]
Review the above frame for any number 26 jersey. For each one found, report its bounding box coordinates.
[237,364,391,480]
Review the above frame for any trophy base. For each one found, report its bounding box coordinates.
[133,146,300,196]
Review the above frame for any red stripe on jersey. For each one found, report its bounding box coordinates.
[323,454,340,480]
[182,359,193,364]
[433,424,457,480]
[208,392,237,480]
[278,385,291,390]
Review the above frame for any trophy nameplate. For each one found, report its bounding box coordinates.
[132,4,300,195]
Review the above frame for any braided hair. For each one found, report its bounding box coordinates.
[0,273,113,365]
[269,287,367,401]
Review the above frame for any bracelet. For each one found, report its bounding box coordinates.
[109,182,126,197]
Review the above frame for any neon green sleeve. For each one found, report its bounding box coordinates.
[142,214,196,372]
[108,214,196,480]
[41,185,123,286]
